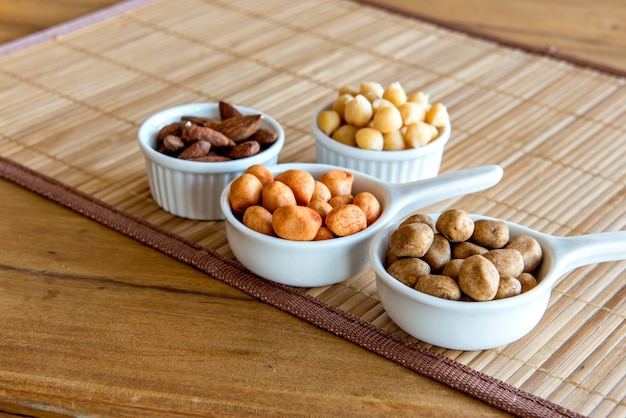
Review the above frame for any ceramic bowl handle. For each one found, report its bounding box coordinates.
[551,231,626,274]
[386,164,503,220]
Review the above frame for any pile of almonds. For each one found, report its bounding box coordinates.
[155,101,279,162]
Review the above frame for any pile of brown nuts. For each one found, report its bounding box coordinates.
[154,101,278,162]
[228,164,382,241]
[385,209,542,302]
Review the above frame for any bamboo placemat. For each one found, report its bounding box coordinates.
[0,0,624,417]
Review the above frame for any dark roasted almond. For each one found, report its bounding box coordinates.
[178,140,211,159]
[182,121,235,147]
[219,101,243,120]
[228,140,260,159]
[250,128,278,146]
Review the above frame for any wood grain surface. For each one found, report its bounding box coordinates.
[0,171,507,417]
[0,0,623,416]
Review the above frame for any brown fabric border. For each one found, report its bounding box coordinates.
[0,156,586,418]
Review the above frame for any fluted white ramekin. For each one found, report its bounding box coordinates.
[138,102,284,220]
[312,103,450,183]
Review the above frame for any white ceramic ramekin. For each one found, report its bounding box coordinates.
[311,103,450,184]
[137,102,284,220]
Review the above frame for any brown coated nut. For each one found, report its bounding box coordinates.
[228,173,263,214]
[311,180,332,202]
[313,226,335,241]
[228,140,260,159]
[261,181,297,214]
[272,205,322,241]
[458,255,500,301]
[389,222,434,258]
[319,170,354,196]
[399,213,436,232]
[453,241,488,259]
[495,275,522,299]
[505,235,543,272]
[414,274,462,301]
[483,248,525,279]
[275,169,316,206]
[245,164,274,186]
[325,204,367,237]
[436,208,475,242]
[307,199,333,219]
[422,233,451,272]
[352,191,381,226]
[441,258,464,281]
[518,272,538,293]
[387,258,431,287]
[243,205,275,237]
[472,219,509,249]
[328,194,353,208]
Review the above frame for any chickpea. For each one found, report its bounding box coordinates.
[397,101,426,125]
[404,121,437,148]
[382,81,407,106]
[407,90,429,106]
[359,81,384,100]
[424,102,450,128]
[355,127,384,151]
[338,85,358,96]
[344,94,373,128]
[317,110,341,136]
[372,105,403,133]
[332,124,358,147]
[332,93,353,118]
[383,130,405,151]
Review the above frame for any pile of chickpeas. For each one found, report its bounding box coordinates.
[385,209,543,302]
[317,81,449,151]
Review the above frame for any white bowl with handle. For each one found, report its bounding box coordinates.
[370,214,626,350]
[220,163,503,287]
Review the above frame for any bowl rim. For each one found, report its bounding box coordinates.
[369,214,553,313]
[219,162,396,249]
[311,102,451,162]
[137,102,285,174]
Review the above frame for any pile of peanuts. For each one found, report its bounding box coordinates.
[385,209,542,302]
[228,164,382,241]
[317,81,449,151]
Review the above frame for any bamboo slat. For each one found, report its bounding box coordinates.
[0,0,624,416]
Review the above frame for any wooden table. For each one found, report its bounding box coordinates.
[0,1,623,416]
